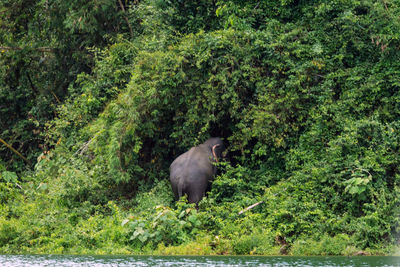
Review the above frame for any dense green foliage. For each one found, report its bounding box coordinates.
[1,0,399,255]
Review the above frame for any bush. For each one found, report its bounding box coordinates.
[124,200,204,249]
[130,179,174,213]
[291,234,353,256]
[233,230,276,255]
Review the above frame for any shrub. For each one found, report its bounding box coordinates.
[233,230,276,255]
[124,200,204,249]
[291,234,353,256]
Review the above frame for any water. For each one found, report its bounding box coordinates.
[0,255,399,266]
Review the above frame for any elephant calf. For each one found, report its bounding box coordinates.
[170,137,225,205]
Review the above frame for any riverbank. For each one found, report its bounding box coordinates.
[0,196,397,256]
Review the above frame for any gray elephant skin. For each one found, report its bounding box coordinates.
[170,137,226,205]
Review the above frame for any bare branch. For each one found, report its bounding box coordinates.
[382,0,389,13]
[26,72,39,96]
[238,201,264,215]
[0,46,54,53]
[0,138,31,165]
[118,0,134,38]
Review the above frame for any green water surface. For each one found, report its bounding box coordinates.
[0,255,399,266]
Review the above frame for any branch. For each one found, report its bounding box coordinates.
[0,46,54,53]
[238,201,264,215]
[26,72,39,96]
[49,89,61,104]
[74,131,102,156]
[118,0,134,37]
[0,138,31,165]
[382,0,389,12]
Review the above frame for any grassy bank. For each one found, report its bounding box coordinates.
[0,177,397,256]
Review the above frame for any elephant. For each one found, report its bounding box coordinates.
[169,137,226,205]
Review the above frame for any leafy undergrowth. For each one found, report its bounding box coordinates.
[0,174,397,256]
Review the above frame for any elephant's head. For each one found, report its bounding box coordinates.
[204,137,226,162]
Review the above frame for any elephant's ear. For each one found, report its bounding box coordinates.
[212,144,220,162]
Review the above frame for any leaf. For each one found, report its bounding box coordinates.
[1,171,18,183]
[36,183,48,191]
[348,186,360,195]
[133,227,145,240]
[188,214,198,224]
[138,234,148,243]
[353,178,364,186]
[178,210,186,219]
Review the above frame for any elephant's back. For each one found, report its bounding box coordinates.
[170,147,211,176]
[170,148,194,177]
